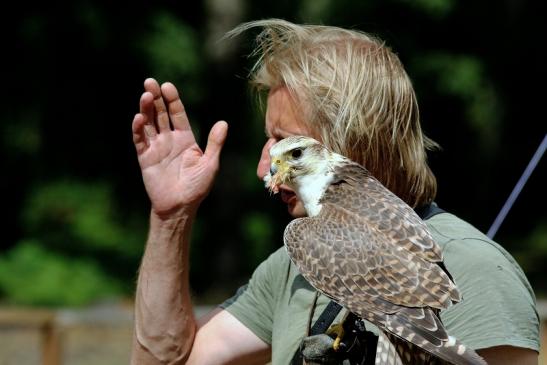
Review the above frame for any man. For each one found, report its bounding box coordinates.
[130,20,539,364]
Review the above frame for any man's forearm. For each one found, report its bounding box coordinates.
[132,209,198,364]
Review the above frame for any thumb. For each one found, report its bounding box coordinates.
[203,121,228,160]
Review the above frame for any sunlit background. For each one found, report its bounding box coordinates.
[2,0,545,363]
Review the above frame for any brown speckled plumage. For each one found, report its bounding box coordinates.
[281,145,486,365]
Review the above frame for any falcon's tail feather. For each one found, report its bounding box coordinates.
[379,307,486,365]
[375,331,404,365]
[376,330,486,365]
[382,330,486,365]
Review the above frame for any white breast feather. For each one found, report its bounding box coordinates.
[295,154,345,216]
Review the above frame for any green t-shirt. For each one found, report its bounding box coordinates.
[221,212,540,364]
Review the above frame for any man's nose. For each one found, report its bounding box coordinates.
[257,138,277,180]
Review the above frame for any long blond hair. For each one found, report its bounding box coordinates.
[228,19,438,208]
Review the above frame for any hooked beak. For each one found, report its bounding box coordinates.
[264,157,289,194]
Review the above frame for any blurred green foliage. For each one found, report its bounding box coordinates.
[241,213,275,271]
[22,180,143,257]
[0,180,144,306]
[0,241,120,306]
[2,0,545,306]
[412,53,501,150]
[400,0,454,17]
[140,11,204,104]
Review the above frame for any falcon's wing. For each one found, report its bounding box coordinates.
[323,163,446,264]
[284,202,457,313]
[284,203,483,365]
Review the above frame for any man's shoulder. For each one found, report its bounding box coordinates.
[259,246,290,272]
[426,211,489,244]
[269,245,290,262]
[426,212,519,266]
[429,212,540,351]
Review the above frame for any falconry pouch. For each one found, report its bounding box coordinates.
[290,203,446,365]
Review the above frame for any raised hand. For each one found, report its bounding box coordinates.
[132,78,228,217]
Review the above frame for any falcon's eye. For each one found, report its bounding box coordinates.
[291,148,303,159]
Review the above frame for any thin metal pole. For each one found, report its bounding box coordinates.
[487,133,547,239]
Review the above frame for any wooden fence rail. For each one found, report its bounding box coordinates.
[0,309,60,365]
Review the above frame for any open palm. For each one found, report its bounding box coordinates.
[132,79,228,216]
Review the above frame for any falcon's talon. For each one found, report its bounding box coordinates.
[326,323,345,351]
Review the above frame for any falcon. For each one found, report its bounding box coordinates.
[264,136,486,365]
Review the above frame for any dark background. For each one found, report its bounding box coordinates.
[2,0,545,306]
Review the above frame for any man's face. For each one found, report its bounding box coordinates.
[257,87,313,218]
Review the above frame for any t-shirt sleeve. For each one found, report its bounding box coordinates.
[219,248,286,345]
[440,238,540,352]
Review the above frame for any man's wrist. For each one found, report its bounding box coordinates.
[144,205,198,258]
[150,204,198,227]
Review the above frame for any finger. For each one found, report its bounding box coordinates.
[139,92,157,138]
[144,78,170,132]
[132,113,148,154]
[161,82,191,132]
[141,81,156,129]
[204,121,229,161]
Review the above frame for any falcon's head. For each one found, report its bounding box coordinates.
[264,136,344,216]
